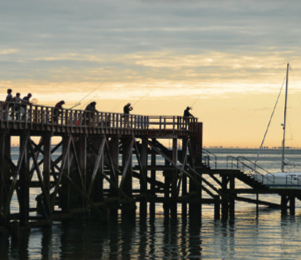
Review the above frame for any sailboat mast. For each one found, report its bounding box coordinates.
[281,63,290,172]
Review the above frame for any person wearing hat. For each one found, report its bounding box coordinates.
[183,106,194,128]
[83,101,98,126]
[53,100,65,124]
[123,103,133,127]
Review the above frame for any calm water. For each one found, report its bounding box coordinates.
[2,148,301,259]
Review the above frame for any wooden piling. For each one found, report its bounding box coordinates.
[0,101,299,235]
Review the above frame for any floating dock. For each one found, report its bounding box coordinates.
[0,102,300,237]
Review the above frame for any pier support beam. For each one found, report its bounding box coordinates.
[109,137,119,221]
[289,196,295,215]
[221,176,229,220]
[229,175,235,219]
[0,133,10,226]
[121,138,135,223]
[43,135,51,196]
[19,134,30,226]
[139,139,148,221]
[181,138,188,223]
[171,138,178,222]
[150,139,156,222]
[60,136,71,213]
[214,195,220,220]
[281,195,288,215]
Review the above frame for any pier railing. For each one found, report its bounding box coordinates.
[202,149,217,169]
[0,101,198,132]
[226,156,275,186]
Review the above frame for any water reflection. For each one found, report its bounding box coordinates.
[2,212,301,259]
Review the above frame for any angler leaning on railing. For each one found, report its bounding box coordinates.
[0,101,198,132]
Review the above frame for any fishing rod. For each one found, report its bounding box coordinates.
[190,92,202,110]
[110,92,150,113]
[69,81,107,110]
[132,93,149,107]
[110,99,123,112]
[79,80,108,109]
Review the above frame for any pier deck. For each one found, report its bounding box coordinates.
[0,102,299,237]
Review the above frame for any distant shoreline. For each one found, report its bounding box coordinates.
[204,146,301,150]
[10,145,301,150]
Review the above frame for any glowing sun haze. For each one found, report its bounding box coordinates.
[1,0,301,148]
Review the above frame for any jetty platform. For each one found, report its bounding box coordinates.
[0,102,300,236]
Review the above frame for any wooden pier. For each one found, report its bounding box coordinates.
[0,102,300,236]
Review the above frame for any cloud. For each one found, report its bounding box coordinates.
[0,0,301,102]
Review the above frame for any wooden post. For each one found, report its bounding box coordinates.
[60,135,70,213]
[171,138,178,222]
[121,138,135,222]
[221,175,229,220]
[140,139,148,221]
[19,134,29,225]
[163,160,170,222]
[256,193,259,218]
[43,135,51,195]
[0,133,10,226]
[289,196,295,215]
[181,138,188,222]
[109,137,119,221]
[150,138,156,222]
[214,195,220,220]
[281,195,287,215]
[229,175,235,219]
[78,136,87,188]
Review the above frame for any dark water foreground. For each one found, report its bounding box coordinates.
[1,209,301,260]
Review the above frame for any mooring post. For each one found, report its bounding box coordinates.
[139,139,148,221]
[19,134,29,225]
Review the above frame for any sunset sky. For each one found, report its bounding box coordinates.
[1,0,301,147]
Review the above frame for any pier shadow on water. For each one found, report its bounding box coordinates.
[2,210,301,259]
[0,216,203,260]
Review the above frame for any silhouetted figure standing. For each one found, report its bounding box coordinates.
[53,100,65,124]
[21,93,32,120]
[83,101,98,126]
[12,92,21,120]
[3,89,13,119]
[183,106,194,127]
[123,103,133,127]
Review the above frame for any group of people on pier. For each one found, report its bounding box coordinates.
[2,89,194,126]
[3,89,32,120]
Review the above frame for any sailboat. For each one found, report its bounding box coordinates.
[253,63,301,188]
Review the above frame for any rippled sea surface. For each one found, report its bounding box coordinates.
[2,148,301,259]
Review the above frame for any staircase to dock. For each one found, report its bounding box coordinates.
[234,170,270,190]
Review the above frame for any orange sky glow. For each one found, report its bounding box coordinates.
[1,1,301,148]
